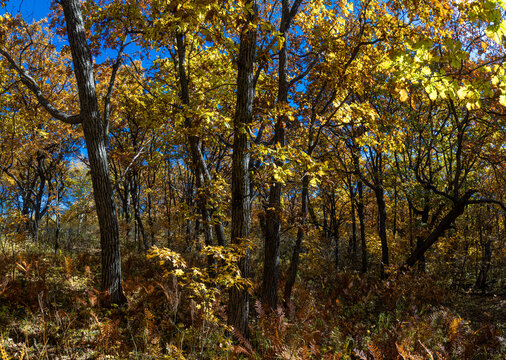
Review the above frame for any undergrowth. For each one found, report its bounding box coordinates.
[0,246,503,359]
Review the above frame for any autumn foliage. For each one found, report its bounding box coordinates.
[0,0,505,359]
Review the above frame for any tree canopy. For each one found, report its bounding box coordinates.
[0,0,505,359]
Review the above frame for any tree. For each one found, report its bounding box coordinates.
[261,0,303,311]
[387,0,506,268]
[229,0,258,338]
[0,0,127,305]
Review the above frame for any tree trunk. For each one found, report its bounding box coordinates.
[475,230,492,292]
[404,191,474,268]
[228,0,257,339]
[284,174,309,305]
[33,160,47,242]
[358,181,367,273]
[375,185,388,276]
[328,192,339,269]
[262,0,291,310]
[415,236,426,272]
[184,172,195,247]
[131,170,147,252]
[54,176,61,253]
[350,185,357,258]
[147,191,155,246]
[393,184,398,239]
[164,157,173,247]
[323,204,328,241]
[61,0,126,305]
[408,204,413,249]
[261,0,303,310]
[175,32,225,249]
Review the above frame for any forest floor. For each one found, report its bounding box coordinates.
[452,293,506,328]
[0,246,504,359]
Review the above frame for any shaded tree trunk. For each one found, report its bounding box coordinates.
[147,191,155,246]
[130,170,147,252]
[357,181,367,273]
[330,196,341,270]
[475,225,492,292]
[393,184,398,239]
[329,192,339,269]
[228,0,257,339]
[283,96,315,305]
[349,185,357,258]
[404,191,474,268]
[284,174,308,305]
[408,204,414,249]
[164,156,174,247]
[262,0,302,310]
[32,157,47,242]
[415,236,426,272]
[374,185,388,276]
[54,175,63,253]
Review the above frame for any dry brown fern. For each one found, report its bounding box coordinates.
[368,341,384,360]
[0,333,9,360]
[232,327,255,359]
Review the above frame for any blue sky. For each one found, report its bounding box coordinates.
[3,0,51,21]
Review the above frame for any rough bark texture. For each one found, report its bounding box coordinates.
[261,2,288,310]
[228,0,257,339]
[262,0,302,311]
[61,0,126,305]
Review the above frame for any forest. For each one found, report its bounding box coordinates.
[0,0,505,359]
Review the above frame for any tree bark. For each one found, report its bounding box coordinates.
[357,181,367,273]
[408,204,414,249]
[54,175,62,253]
[261,0,288,310]
[404,191,474,268]
[350,185,357,258]
[475,222,492,292]
[261,0,303,311]
[375,185,388,277]
[130,170,147,252]
[228,0,257,339]
[61,0,126,305]
[330,194,340,270]
[283,174,308,305]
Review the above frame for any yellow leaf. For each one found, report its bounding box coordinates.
[399,89,409,102]
[457,87,467,100]
[276,35,285,51]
